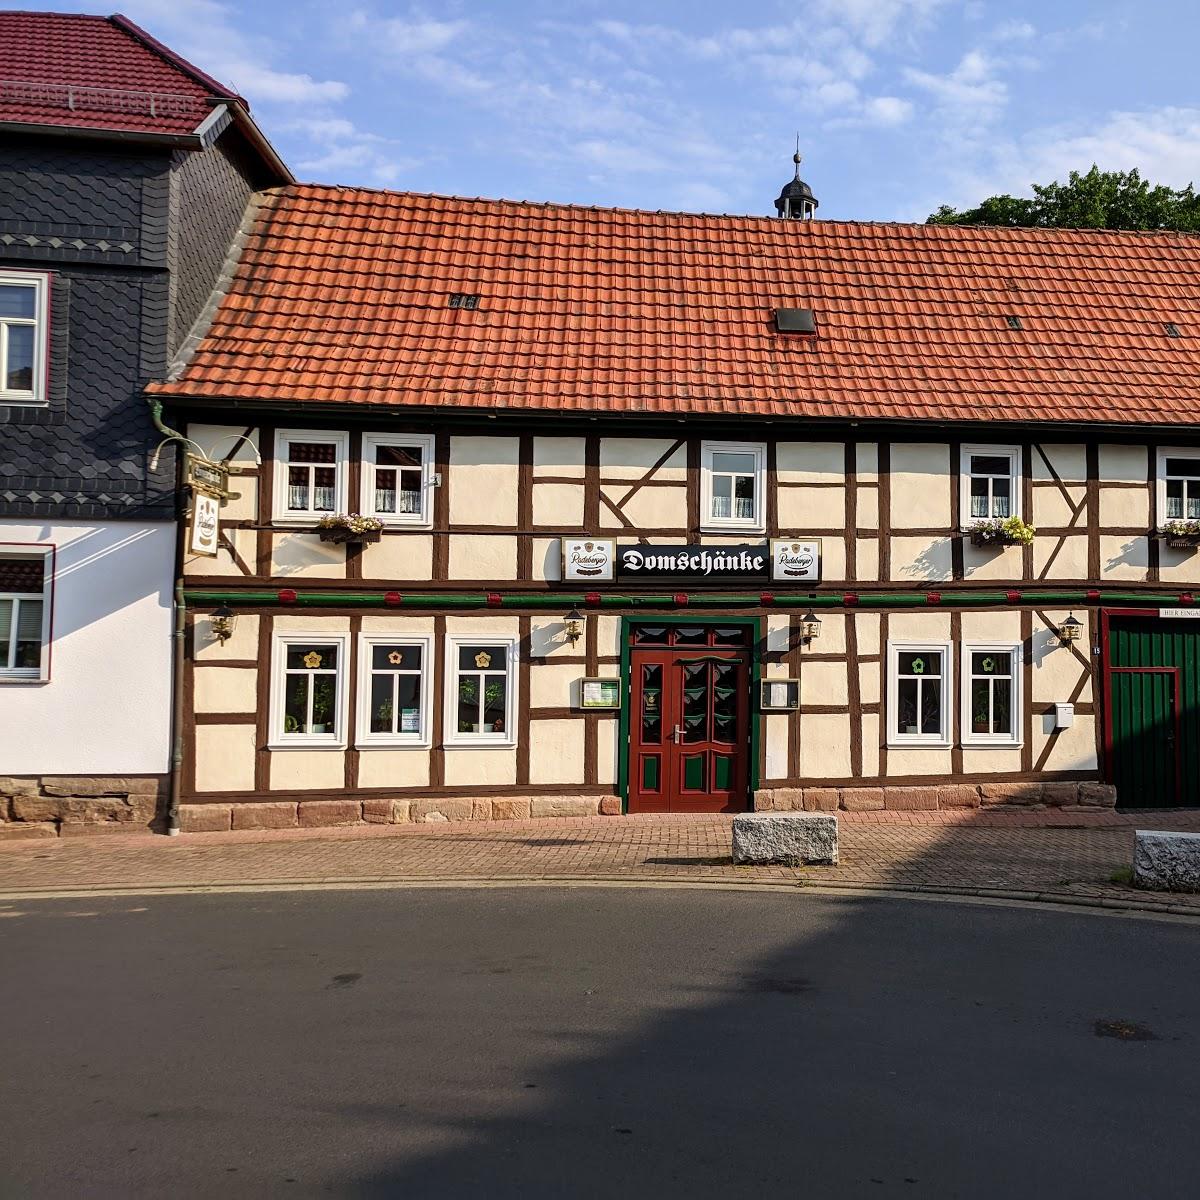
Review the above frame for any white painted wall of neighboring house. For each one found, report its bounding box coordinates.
[1,520,174,775]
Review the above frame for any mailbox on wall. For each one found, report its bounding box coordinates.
[759,679,800,712]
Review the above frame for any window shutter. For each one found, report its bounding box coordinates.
[0,598,11,644]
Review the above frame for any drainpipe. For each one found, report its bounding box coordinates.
[148,397,191,836]
[168,579,185,835]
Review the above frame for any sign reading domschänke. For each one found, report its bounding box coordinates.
[560,538,820,584]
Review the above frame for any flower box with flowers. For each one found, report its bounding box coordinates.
[317,514,384,544]
[967,516,1035,548]
[1161,521,1200,550]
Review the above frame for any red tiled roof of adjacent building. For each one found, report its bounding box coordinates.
[149,185,1200,428]
[0,11,238,137]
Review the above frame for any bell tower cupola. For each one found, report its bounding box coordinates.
[775,139,818,220]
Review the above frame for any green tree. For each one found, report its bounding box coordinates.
[927,166,1200,231]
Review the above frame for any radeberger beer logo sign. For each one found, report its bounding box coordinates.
[559,537,820,584]
[562,538,615,581]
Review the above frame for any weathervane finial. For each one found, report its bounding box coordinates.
[793,132,802,176]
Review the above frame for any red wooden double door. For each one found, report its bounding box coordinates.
[627,623,752,814]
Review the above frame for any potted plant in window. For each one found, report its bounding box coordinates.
[966,515,1035,548]
[1161,520,1200,550]
[317,513,384,544]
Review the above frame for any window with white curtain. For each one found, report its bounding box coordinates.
[362,433,435,526]
[701,441,766,531]
[273,430,348,522]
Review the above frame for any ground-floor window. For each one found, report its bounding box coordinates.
[887,642,952,747]
[962,644,1021,746]
[0,549,50,681]
[357,634,432,746]
[445,635,518,747]
[269,632,350,747]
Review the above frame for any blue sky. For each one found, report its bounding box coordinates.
[23,0,1200,221]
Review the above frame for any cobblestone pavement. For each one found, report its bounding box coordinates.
[3,808,1200,913]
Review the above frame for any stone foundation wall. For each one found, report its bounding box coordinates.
[753,781,1118,813]
[178,794,623,833]
[0,776,167,839]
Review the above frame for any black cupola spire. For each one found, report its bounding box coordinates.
[775,137,818,220]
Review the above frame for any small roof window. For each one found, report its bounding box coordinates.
[1165,322,1182,338]
[775,307,816,334]
[448,293,480,310]
[1006,315,1023,331]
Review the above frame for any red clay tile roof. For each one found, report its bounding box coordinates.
[150,185,1200,428]
[0,11,236,137]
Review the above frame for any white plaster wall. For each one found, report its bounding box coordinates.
[184,526,255,577]
[195,724,256,792]
[449,534,518,580]
[778,487,845,530]
[533,483,584,527]
[360,535,434,581]
[1033,486,1085,528]
[889,443,951,528]
[1033,445,1086,482]
[1034,535,1088,579]
[528,720,586,784]
[449,436,520,526]
[534,436,587,477]
[1098,444,1147,483]
[599,438,686,480]
[776,442,844,483]
[271,750,344,790]
[764,713,789,780]
[0,520,174,774]
[596,716,618,787]
[444,747,517,785]
[194,667,258,713]
[357,749,431,788]
[1099,486,1150,528]
[271,533,344,578]
[799,713,851,777]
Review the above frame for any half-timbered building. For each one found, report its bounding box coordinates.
[146,181,1200,830]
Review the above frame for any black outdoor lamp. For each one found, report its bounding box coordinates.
[210,603,237,645]
[800,609,822,642]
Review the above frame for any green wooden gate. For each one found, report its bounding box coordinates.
[1105,616,1200,808]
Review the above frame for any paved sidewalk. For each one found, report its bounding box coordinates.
[2,808,1200,914]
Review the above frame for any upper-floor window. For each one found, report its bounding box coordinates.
[961,445,1021,526]
[273,430,348,523]
[0,549,52,681]
[0,272,49,405]
[701,441,766,531]
[1157,449,1200,525]
[362,433,435,527]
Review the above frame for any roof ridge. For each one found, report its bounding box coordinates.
[108,12,242,106]
[266,182,1200,241]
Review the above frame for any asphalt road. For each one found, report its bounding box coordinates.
[2,886,1199,1199]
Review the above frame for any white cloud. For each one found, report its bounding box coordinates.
[113,0,349,106]
[904,50,1007,118]
[864,96,914,125]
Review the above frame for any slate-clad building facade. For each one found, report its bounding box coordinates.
[0,12,287,834]
[137,186,1200,832]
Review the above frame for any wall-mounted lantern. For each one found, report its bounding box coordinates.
[563,608,585,647]
[210,603,237,645]
[1057,613,1083,647]
[799,609,822,643]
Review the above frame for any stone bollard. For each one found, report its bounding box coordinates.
[1133,830,1200,892]
[732,812,838,867]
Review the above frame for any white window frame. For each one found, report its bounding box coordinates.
[960,642,1022,748]
[360,432,436,527]
[887,641,953,748]
[960,444,1021,528]
[700,440,766,533]
[444,634,518,748]
[0,544,52,683]
[272,429,349,525]
[1155,447,1200,529]
[0,270,49,406]
[268,630,351,749]
[356,633,433,747]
